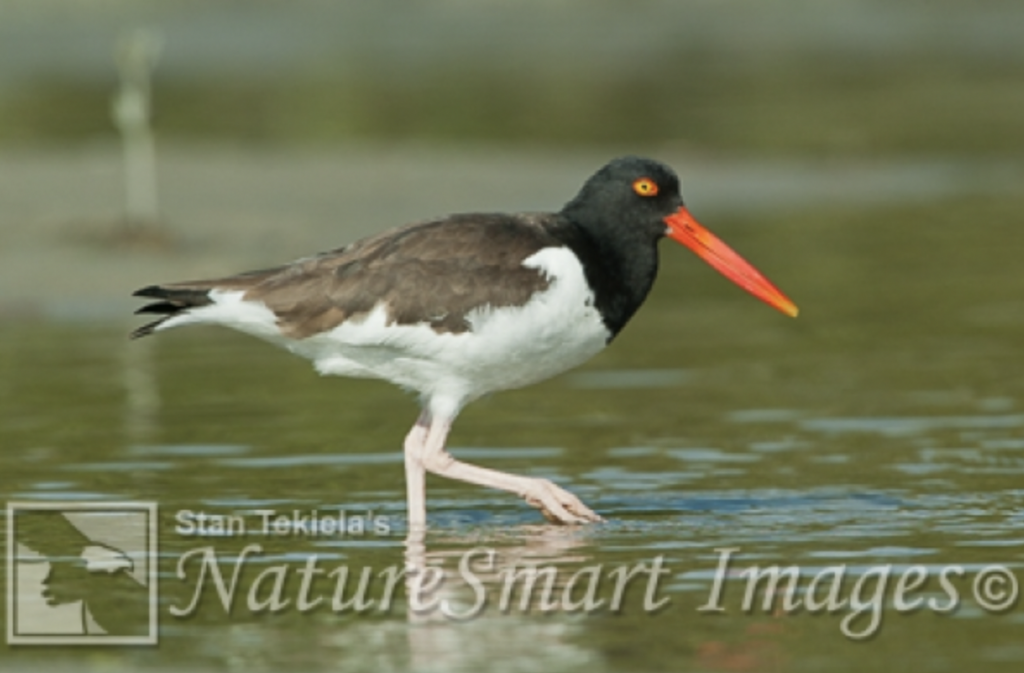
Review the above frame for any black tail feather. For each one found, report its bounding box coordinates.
[130,321,164,339]
[132,285,213,305]
[134,301,181,315]
[130,285,214,339]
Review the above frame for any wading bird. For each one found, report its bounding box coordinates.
[132,157,797,527]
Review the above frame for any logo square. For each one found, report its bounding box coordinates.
[6,501,158,645]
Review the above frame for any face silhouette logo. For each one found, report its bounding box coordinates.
[6,502,158,645]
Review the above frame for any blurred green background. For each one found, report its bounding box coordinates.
[2,0,1022,156]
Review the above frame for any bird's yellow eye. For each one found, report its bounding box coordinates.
[632,177,659,197]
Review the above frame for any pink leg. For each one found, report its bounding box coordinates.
[415,414,602,525]
[403,410,431,532]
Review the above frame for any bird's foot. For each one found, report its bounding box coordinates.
[522,478,603,524]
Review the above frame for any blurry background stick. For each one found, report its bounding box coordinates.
[111,28,163,230]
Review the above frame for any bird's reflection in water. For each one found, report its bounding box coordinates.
[402,526,600,673]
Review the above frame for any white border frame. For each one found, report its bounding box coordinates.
[6,501,159,646]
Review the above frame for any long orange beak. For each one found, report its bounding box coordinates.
[664,206,798,318]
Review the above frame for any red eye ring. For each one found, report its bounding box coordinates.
[633,177,659,197]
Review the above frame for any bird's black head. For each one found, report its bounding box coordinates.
[562,156,800,320]
[561,156,684,243]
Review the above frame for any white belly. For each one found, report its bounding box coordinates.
[160,247,611,406]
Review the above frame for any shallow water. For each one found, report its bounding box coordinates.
[2,190,1023,671]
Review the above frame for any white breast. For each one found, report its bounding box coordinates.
[306,246,611,403]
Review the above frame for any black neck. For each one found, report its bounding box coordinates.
[549,215,661,340]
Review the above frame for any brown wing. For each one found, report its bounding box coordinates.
[133,213,561,339]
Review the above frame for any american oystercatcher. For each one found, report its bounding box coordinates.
[132,156,797,527]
